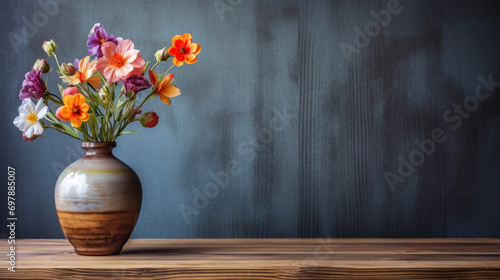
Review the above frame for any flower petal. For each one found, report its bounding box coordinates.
[183,37,192,49]
[18,103,29,116]
[122,49,139,64]
[103,66,117,83]
[148,69,158,85]
[71,117,82,128]
[101,42,116,58]
[172,57,184,67]
[60,107,73,119]
[159,94,171,106]
[24,99,35,114]
[37,104,48,119]
[87,75,101,89]
[115,65,129,80]
[63,94,74,107]
[79,56,90,73]
[175,53,185,62]
[56,107,71,122]
[80,112,90,122]
[25,125,34,138]
[73,93,84,106]
[191,43,201,55]
[171,35,182,47]
[117,39,134,54]
[174,39,183,49]
[13,116,24,128]
[34,122,43,135]
[185,54,197,64]
[161,84,181,97]
[79,102,90,113]
[168,46,180,56]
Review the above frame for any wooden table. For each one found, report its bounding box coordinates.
[3,238,500,279]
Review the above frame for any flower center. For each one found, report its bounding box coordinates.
[76,71,85,82]
[100,38,106,43]
[180,47,186,54]
[111,54,124,67]
[73,107,80,114]
[27,113,38,124]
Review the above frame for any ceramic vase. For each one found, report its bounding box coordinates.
[54,142,142,255]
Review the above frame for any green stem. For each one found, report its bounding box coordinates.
[48,93,63,105]
[165,64,175,75]
[44,125,82,141]
[150,61,160,71]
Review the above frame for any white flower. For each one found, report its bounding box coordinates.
[90,23,102,33]
[13,99,48,138]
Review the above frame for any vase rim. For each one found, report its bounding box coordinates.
[81,141,116,148]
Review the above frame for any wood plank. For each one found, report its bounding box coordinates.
[3,239,500,279]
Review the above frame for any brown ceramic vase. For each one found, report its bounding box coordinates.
[54,142,142,255]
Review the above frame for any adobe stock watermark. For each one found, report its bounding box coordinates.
[213,0,244,21]
[385,74,499,191]
[178,106,297,224]
[340,0,405,59]
[296,237,337,280]
[8,0,69,54]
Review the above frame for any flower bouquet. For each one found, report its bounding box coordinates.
[12,23,201,255]
[14,23,201,142]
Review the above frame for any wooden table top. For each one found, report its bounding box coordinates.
[3,238,500,279]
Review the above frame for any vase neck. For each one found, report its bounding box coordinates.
[81,142,116,156]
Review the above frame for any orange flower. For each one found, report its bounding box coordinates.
[167,33,201,66]
[66,56,101,89]
[149,69,180,105]
[56,93,90,127]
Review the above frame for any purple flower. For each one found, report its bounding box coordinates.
[73,58,80,70]
[19,69,47,100]
[86,24,117,57]
[122,74,152,97]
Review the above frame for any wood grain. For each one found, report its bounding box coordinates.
[3,238,500,279]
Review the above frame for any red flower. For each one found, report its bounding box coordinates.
[168,33,201,66]
[139,112,159,128]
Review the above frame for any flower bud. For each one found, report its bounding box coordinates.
[139,112,159,128]
[33,59,51,73]
[42,40,58,57]
[61,62,77,76]
[98,84,112,103]
[155,47,170,62]
[63,87,79,96]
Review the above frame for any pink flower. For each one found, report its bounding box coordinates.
[63,87,79,96]
[96,39,145,84]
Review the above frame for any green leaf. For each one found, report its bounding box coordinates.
[55,82,65,97]
[52,123,81,139]
[45,109,60,123]
[118,130,140,136]
[98,72,107,85]
[88,112,99,140]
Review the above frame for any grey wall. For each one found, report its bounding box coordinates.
[1,0,500,238]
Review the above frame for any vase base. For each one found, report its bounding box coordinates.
[56,210,139,257]
[75,247,122,256]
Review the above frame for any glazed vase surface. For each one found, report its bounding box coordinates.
[54,142,142,255]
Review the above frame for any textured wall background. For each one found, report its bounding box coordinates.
[1,0,500,238]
